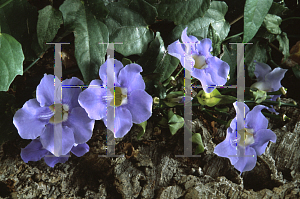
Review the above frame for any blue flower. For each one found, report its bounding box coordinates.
[214,102,277,174]
[251,62,288,101]
[78,58,153,138]
[13,74,95,157]
[167,27,230,93]
[21,138,89,168]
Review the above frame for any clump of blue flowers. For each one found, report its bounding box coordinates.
[78,58,153,138]
[13,74,95,166]
[167,27,230,93]
[214,102,277,174]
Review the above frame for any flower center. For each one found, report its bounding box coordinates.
[48,104,69,124]
[192,55,208,69]
[237,128,255,147]
[250,81,272,92]
[102,87,127,107]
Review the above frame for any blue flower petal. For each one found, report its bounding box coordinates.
[117,63,145,94]
[191,67,215,93]
[168,40,194,72]
[233,146,257,174]
[71,143,89,157]
[251,129,276,156]
[245,105,268,133]
[44,153,69,168]
[78,79,108,120]
[13,99,49,139]
[125,89,153,124]
[99,58,123,85]
[254,62,272,81]
[103,106,133,138]
[36,74,60,107]
[181,27,199,53]
[65,107,95,144]
[61,77,84,110]
[20,139,48,163]
[214,128,239,165]
[206,56,230,85]
[195,38,213,58]
[40,124,75,156]
[265,67,288,92]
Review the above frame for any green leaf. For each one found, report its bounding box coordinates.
[104,0,157,56]
[217,95,237,105]
[168,110,184,135]
[84,0,109,20]
[191,133,203,145]
[156,0,210,25]
[121,57,132,66]
[245,41,268,79]
[207,23,222,56]
[243,0,273,43]
[137,121,147,140]
[37,5,63,51]
[276,32,289,59]
[195,144,205,155]
[164,91,184,107]
[170,1,230,42]
[0,92,18,145]
[221,37,241,86]
[263,14,282,35]
[268,2,288,16]
[0,0,38,61]
[0,33,24,91]
[292,65,300,79]
[60,0,109,83]
[190,133,204,154]
[138,32,179,82]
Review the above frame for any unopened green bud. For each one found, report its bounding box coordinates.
[153,97,160,105]
[279,87,287,95]
[196,89,222,107]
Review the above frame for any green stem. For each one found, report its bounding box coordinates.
[244,100,298,108]
[282,17,300,22]
[0,0,13,9]
[23,56,41,73]
[229,14,244,26]
[174,68,183,79]
[223,32,244,42]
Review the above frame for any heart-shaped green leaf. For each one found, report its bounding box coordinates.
[168,110,184,135]
[60,0,109,84]
[156,0,210,25]
[243,0,273,43]
[104,0,157,56]
[37,5,63,51]
[0,0,38,61]
[0,33,24,91]
[170,1,230,43]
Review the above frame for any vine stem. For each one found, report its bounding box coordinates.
[223,32,243,42]
[229,14,244,26]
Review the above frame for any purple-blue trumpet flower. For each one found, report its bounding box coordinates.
[167,27,230,93]
[251,62,288,101]
[214,102,277,174]
[13,74,95,157]
[78,58,153,138]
